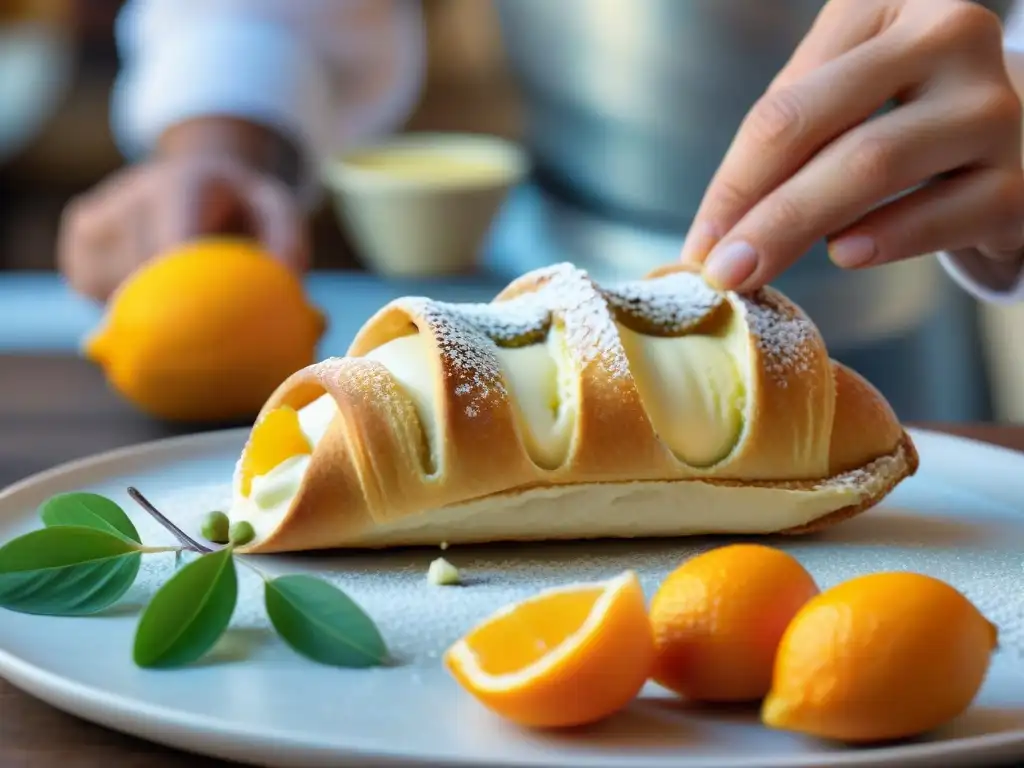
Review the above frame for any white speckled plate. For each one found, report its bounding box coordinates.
[0,428,1023,768]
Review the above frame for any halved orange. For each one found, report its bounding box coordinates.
[444,570,655,728]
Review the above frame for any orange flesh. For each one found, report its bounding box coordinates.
[445,573,655,728]
[239,406,313,496]
[463,588,603,675]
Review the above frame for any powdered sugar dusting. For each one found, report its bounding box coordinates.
[310,356,343,378]
[605,272,724,334]
[357,265,822,418]
[381,264,638,421]
[813,448,904,494]
[425,268,725,347]
[531,263,631,378]
[430,296,550,347]
[399,296,510,421]
[326,357,399,406]
[738,290,816,386]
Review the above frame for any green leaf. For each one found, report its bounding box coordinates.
[265,574,388,668]
[40,492,141,543]
[0,526,142,615]
[133,546,237,668]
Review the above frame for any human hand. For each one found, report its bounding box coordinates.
[680,0,1024,292]
[59,119,308,303]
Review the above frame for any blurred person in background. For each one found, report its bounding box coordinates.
[57,0,1024,307]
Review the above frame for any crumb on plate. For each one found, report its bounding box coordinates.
[427,557,460,586]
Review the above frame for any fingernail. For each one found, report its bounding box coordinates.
[681,221,722,266]
[702,241,758,289]
[829,235,877,268]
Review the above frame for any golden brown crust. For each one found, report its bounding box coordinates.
[236,263,917,554]
[781,430,920,535]
[827,363,904,475]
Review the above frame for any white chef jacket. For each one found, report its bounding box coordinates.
[110,0,1024,302]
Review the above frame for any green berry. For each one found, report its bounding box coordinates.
[229,520,256,547]
[200,511,230,544]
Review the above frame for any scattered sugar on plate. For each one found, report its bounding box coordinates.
[129,482,1024,674]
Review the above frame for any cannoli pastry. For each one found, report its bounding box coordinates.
[226,263,918,554]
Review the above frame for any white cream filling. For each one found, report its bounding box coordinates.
[360,327,575,470]
[296,391,337,445]
[249,455,310,510]
[341,476,867,549]
[618,324,745,467]
[230,318,758,543]
[493,326,574,468]
[232,454,312,541]
[364,333,439,458]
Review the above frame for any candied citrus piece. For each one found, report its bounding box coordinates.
[444,570,654,728]
[763,571,998,743]
[650,544,819,703]
[239,406,312,496]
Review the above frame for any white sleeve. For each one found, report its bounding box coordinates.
[110,0,426,209]
[937,1,1024,303]
[936,250,1024,304]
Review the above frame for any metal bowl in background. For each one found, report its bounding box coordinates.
[495,0,1015,230]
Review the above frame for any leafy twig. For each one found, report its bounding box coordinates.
[127,487,215,553]
[0,490,390,671]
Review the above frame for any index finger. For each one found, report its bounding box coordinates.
[680,2,895,267]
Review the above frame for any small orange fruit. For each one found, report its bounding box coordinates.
[444,570,655,728]
[238,406,312,496]
[650,543,819,703]
[84,238,326,423]
[762,571,998,743]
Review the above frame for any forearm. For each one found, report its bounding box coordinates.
[111,0,427,210]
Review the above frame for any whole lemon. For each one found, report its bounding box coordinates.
[762,571,998,743]
[84,238,326,423]
[649,543,820,703]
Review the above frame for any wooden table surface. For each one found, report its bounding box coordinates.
[1,353,1022,767]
